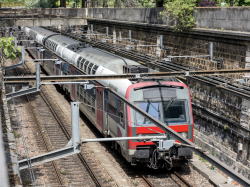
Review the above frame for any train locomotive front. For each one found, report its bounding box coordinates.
[124,80,193,169]
[22,26,194,170]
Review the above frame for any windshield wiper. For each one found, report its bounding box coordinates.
[143,100,160,124]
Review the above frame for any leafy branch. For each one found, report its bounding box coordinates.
[160,0,197,32]
[0,37,21,69]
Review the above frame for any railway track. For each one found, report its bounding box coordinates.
[49,26,250,101]
[6,56,102,186]
[8,30,216,186]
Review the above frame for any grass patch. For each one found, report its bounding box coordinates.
[61,171,67,175]
[133,182,139,186]
[221,28,224,31]
[82,124,85,126]
[22,179,31,186]
[210,165,215,170]
[198,155,206,163]
[14,132,21,138]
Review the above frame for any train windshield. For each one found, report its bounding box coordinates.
[135,100,187,125]
[163,101,186,123]
[135,102,160,125]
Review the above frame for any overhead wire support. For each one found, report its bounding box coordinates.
[4,68,250,83]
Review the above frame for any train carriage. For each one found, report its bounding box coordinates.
[23,26,194,169]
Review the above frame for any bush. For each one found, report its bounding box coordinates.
[197,0,217,7]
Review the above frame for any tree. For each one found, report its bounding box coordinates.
[160,0,197,31]
[0,37,21,69]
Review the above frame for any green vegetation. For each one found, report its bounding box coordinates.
[224,125,228,130]
[210,165,215,170]
[160,0,197,32]
[0,37,21,68]
[60,171,68,175]
[22,179,31,186]
[82,124,85,126]
[133,182,139,186]
[221,28,224,31]
[14,132,21,138]
[198,155,206,163]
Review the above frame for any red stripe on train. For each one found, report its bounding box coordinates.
[136,125,188,134]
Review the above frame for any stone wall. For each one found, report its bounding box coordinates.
[88,21,248,72]
[85,21,250,179]
[88,7,250,32]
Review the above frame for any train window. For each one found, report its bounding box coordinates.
[84,61,89,72]
[92,98,95,115]
[163,101,187,123]
[87,94,91,111]
[119,100,124,128]
[108,93,117,118]
[83,91,86,103]
[67,66,71,75]
[77,57,83,67]
[92,65,99,75]
[77,85,80,98]
[135,102,160,125]
[88,63,94,74]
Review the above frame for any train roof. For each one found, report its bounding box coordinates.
[29,27,55,37]
[29,27,80,48]
[78,47,139,74]
[48,34,80,48]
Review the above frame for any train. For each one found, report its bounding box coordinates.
[21,26,193,169]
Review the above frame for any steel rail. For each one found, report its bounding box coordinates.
[109,89,250,187]
[16,30,250,185]
[136,170,154,187]
[173,171,192,187]
[39,87,103,187]
[4,69,250,83]
[13,61,64,186]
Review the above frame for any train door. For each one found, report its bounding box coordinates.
[71,66,75,101]
[96,86,103,131]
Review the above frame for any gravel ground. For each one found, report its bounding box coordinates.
[5,58,57,186]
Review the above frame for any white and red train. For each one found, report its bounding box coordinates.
[22,26,193,169]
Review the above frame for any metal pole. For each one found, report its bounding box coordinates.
[106,27,108,37]
[71,102,80,150]
[209,42,213,60]
[119,30,121,42]
[90,24,93,33]
[21,46,25,64]
[14,37,17,52]
[129,30,131,42]
[12,86,15,93]
[160,35,163,49]
[36,62,40,90]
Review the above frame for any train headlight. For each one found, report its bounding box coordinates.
[179,132,188,139]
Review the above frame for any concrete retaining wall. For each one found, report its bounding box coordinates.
[0,66,21,186]
[88,7,250,32]
[0,18,87,27]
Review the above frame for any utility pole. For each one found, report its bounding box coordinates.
[230,0,234,6]
[82,0,86,7]
[60,0,66,7]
